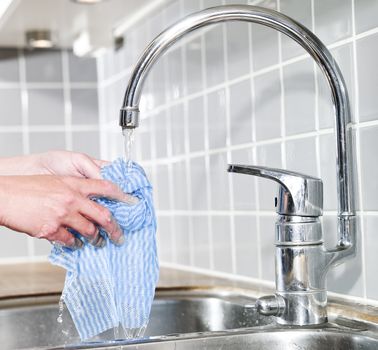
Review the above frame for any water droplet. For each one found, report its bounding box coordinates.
[57,316,63,323]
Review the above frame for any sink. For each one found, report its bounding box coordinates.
[0,289,270,349]
[2,288,378,350]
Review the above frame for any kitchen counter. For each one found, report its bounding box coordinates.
[0,261,272,299]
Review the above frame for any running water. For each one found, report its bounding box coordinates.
[122,128,134,166]
[57,295,65,324]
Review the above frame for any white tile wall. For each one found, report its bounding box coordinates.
[0,49,100,261]
[0,0,377,303]
[97,0,378,301]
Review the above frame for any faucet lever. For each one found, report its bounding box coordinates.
[228,164,323,217]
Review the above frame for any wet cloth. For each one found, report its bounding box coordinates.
[49,158,159,340]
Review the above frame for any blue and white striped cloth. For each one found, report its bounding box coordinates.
[49,158,159,340]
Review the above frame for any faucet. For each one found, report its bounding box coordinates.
[119,5,357,326]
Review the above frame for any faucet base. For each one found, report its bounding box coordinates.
[276,291,328,326]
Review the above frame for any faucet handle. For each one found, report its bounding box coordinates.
[228,164,323,217]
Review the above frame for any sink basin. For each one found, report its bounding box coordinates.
[91,329,378,350]
[0,289,270,349]
[2,288,378,350]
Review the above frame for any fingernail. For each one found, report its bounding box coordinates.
[73,237,84,250]
[124,194,139,205]
[115,234,125,246]
[95,236,106,248]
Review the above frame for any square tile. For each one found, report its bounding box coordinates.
[313,0,352,45]
[71,88,99,125]
[157,216,174,262]
[364,216,378,299]
[319,134,337,211]
[150,55,167,107]
[34,239,52,256]
[188,96,205,152]
[172,161,189,210]
[173,216,191,265]
[229,79,253,145]
[254,70,281,141]
[258,216,275,281]
[359,126,378,210]
[28,89,65,125]
[0,227,28,258]
[204,25,225,88]
[354,0,378,34]
[251,22,279,71]
[0,49,20,82]
[0,132,23,157]
[72,131,100,158]
[170,102,186,156]
[191,216,211,269]
[209,152,230,210]
[155,164,172,210]
[234,215,259,278]
[226,22,251,80]
[0,89,22,126]
[184,37,204,95]
[153,111,170,159]
[25,50,63,82]
[284,58,316,135]
[190,156,208,211]
[165,47,185,101]
[207,88,227,149]
[256,142,282,211]
[230,148,257,211]
[137,118,152,161]
[357,33,378,123]
[29,132,66,153]
[211,216,233,273]
[68,52,97,83]
[280,0,312,60]
[285,137,317,176]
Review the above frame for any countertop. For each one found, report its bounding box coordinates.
[0,262,271,299]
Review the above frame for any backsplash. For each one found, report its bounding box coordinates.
[97,0,378,301]
[0,0,378,303]
[0,49,100,260]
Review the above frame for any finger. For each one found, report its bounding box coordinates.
[71,178,139,204]
[74,156,103,180]
[48,227,83,249]
[79,199,124,246]
[64,214,105,248]
[93,159,111,168]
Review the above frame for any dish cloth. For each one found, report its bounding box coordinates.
[49,158,159,340]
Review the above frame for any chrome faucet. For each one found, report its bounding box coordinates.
[119,5,357,326]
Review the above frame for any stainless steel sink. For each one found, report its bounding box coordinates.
[2,288,378,350]
[0,289,270,349]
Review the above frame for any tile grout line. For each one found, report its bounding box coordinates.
[248,21,263,280]
[351,0,367,300]
[199,0,214,271]
[18,49,35,259]
[311,0,322,180]
[222,17,237,275]
[180,0,195,268]
[61,50,73,151]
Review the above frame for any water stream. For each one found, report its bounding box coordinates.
[123,128,134,166]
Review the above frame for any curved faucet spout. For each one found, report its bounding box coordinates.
[120,5,356,265]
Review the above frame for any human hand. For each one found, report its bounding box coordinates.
[0,175,132,248]
[0,151,108,179]
[35,150,108,179]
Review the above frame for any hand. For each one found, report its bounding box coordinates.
[36,151,109,179]
[0,175,130,248]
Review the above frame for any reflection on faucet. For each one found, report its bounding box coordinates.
[118,5,357,326]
